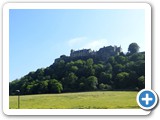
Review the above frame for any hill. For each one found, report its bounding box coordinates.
[9,43,145,95]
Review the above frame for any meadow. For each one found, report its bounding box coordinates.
[9,91,139,109]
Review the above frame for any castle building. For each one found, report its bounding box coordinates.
[70,45,122,59]
[70,49,95,57]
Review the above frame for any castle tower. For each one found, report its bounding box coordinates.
[115,45,122,55]
[70,49,75,57]
[119,45,122,52]
[71,49,74,53]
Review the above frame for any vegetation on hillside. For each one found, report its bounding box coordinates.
[9,43,145,95]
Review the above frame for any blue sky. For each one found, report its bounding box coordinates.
[9,9,145,81]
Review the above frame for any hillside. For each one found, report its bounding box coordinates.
[9,43,145,95]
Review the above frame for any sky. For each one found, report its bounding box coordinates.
[9,9,145,81]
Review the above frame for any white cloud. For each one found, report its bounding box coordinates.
[68,37,109,51]
[68,37,87,47]
[81,39,108,51]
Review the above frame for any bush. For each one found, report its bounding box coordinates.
[105,84,112,90]
[99,83,106,90]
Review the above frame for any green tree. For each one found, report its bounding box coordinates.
[128,71,138,89]
[128,43,140,54]
[83,65,95,77]
[86,76,98,90]
[99,72,112,84]
[115,72,130,89]
[99,83,105,90]
[129,53,145,61]
[26,84,34,94]
[48,79,63,93]
[62,72,78,91]
[79,82,85,91]
[53,60,66,80]
[105,63,112,73]
[125,61,135,72]
[134,60,145,76]
[105,84,112,90]
[70,66,78,72]
[108,56,116,65]
[115,56,127,64]
[113,64,125,74]
[37,80,48,93]
[94,64,104,77]
[86,58,94,66]
[138,76,145,90]
[74,60,84,68]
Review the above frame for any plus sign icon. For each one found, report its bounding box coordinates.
[137,89,158,110]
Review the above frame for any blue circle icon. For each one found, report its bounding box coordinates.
[137,89,158,110]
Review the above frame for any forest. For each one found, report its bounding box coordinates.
[9,43,145,95]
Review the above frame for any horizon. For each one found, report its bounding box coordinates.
[10,9,145,81]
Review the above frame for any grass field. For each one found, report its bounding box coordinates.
[9,91,139,109]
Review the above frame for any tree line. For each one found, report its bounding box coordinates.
[9,43,145,95]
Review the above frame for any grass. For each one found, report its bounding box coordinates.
[9,91,140,109]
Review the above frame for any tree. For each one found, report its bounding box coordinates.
[108,56,116,65]
[83,60,95,77]
[86,76,98,90]
[74,60,84,68]
[94,64,104,77]
[138,76,145,90]
[37,80,48,93]
[79,82,85,91]
[129,53,145,61]
[128,71,138,88]
[133,60,145,76]
[48,79,63,93]
[105,63,112,73]
[115,56,128,64]
[99,83,105,90]
[99,72,112,84]
[62,72,78,91]
[26,84,34,94]
[54,60,66,79]
[113,64,125,74]
[115,72,130,89]
[86,58,94,66]
[105,84,112,90]
[70,66,78,72]
[128,43,140,54]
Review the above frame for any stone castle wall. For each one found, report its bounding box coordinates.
[70,45,122,58]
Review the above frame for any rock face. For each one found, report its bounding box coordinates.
[70,45,122,60]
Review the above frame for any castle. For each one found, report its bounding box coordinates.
[70,45,122,58]
[70,49,96,57]
[55,45,122,63]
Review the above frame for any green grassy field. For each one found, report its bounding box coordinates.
[9,91,139,109]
